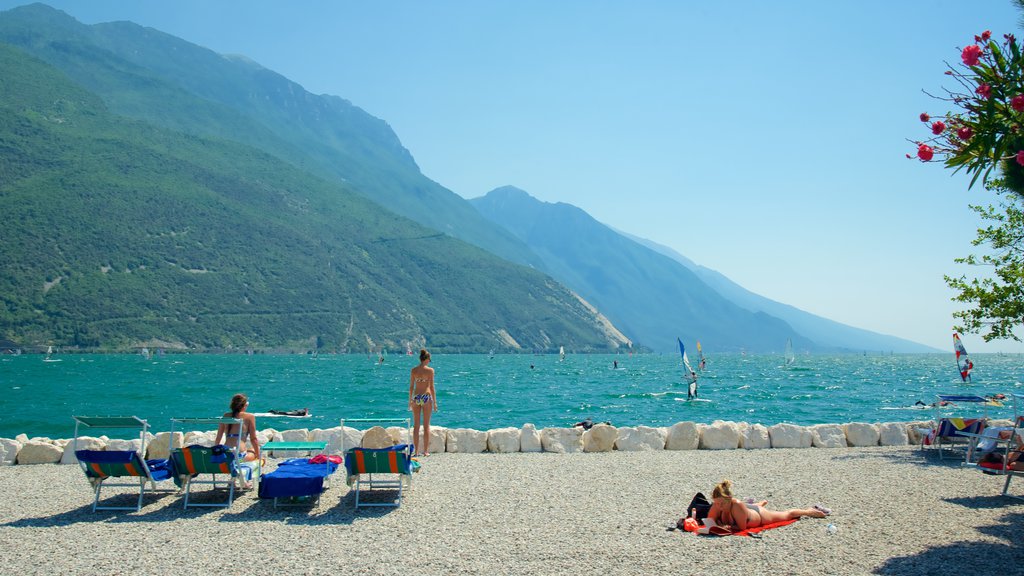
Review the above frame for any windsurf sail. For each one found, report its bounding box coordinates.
[559,345,565,361]
[784,338,795,366]
[697,341,706,371]
[679,338,698,398]
[953,333,974,382]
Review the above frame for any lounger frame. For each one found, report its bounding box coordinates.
[169,417,255,509]
[341,418,413,508]
[72,416,170,512]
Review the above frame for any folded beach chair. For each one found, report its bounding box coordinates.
[168,417,261,509]
[344,444,415,508]
[922,395,989,463]
[258,453,339,508]
[71,416,173,512]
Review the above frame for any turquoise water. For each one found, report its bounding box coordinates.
[1,353,1022,439]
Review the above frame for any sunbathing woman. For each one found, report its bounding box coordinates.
[214,393,261,463]
[409,349,438,457]
[707,479,828,532]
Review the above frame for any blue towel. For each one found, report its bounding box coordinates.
[259,458,338,499]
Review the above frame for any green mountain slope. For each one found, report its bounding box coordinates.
[0,44,628,353]
[471,187,810,353]
[0,3,544,270]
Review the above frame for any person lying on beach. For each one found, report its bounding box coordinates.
[707,479,829,532]
[914,400,954,407]
[214,393,261,464]
[979,429,1024,470]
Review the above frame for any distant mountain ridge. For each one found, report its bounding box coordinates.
[472,186,936,354]
[0,41,628,352]
[471,186,813,353]
[0,3,545,270]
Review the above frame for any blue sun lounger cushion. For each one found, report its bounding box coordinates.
[259,458,339,501]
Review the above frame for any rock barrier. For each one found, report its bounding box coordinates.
[2,418,996,465]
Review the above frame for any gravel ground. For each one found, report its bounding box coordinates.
[1,447,1021,575]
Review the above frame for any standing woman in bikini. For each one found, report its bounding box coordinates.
[707,479,828,532]
[214,393,261,463]
[409,349,439,456]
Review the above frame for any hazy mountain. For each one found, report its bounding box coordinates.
[0,43,629,353]
[621,234,939,353]
[471,187,813,353]
[0,3,545,270]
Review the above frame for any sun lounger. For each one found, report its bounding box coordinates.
[976,393,1024,500]
[921,395,990,463]
[344,444,415,508]
[71,416,173,512]
[168,417,261,509]
[258,451,338,508]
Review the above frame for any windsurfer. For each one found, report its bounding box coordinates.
[687,371,698,400]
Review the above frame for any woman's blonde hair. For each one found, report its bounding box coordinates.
[712,479,734,500]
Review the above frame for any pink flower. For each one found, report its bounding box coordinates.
[1013,94,1024,111]
[976,83,992,99]
[982,30,991,41]
[918,144,934,161]
[920,112,930,122]
[1017,151,1024,166]
[931,121,946,135]
[962,44,983,66]
[957,126,973,140]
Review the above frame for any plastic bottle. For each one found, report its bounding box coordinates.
[826,523,837,535]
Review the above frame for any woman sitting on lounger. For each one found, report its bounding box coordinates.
[707,479,828,531]
[409,349,438,457]
[215,393,261,463]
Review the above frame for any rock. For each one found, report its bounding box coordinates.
[700,421,741,450]
[15,433,28,444]
[183,431,216,447]
[845,422,880,447]
[665,422,700,450]
[446,428,487,453]
[541,427,583,453]
[280,429,311,443]
[583,424,617,452]
[878,422,909,446]
[309,427,352,455]
[106,438,143,453]
[811,424,848,448]
[60,436,106,464]
[486,427,521,453]
[387,426,412,446]
[0,438,22,465]
[768,423,812,449]
[740,423,771,449]
[147,432,183,459]
[614,426,665,451]
[427,426,447,453]
[16,440,63,464]
[520,423,542,453]
[361,426,396,448]
[906,421,933,445]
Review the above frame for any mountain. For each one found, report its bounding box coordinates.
[0,43,629,353]
[621,235,939,353]
[471,187,812,353]
[0,3,545,270]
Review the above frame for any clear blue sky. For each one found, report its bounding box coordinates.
[3,0,1023,352]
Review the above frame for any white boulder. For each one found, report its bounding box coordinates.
[520,423,542,453]
[106,438,144,453]
[906,421,932,445]
[487,427,521,453]
[280,429,311,442]
[183,430,216,447]
[147,432,183,459]
[387,426,412,446]
[446,428,487,453]
[700,421,741,450]
[811,424,848,448]
[60,436,106,464]
[614,426,665,451]
[583,424,617,452]
[0,438,22,465]
[740,423,771,449]
[310,426,361,455]
[15,433,28,444]
[541,427,583,453]
[665,422,700,450]
[845,422,880,447]
[768,423,812,449]
[878,422,909,446]
[427,426,447,454]
[17,440,63,465]
[361,426,396,448]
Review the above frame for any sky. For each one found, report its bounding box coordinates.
[2,0,1023,352]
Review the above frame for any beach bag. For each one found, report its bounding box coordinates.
[677,492,712,529]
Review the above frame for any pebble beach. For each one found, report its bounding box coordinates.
[1,446,1021,575]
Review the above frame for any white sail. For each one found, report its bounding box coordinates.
[559,346,566,361]
[784,338,795,366]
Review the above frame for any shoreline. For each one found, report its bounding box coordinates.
[0,447,1020,575]
[6,417,1019,466]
